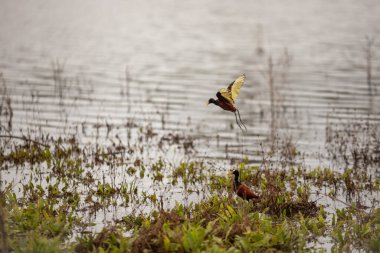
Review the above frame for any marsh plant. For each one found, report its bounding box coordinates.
[362,35,379,111]
[260,48,295,155]
[0,73,13,133]
[325,115,380,171]
[51,59,67,106]
[0,124,379,252]
[344,35,379,112]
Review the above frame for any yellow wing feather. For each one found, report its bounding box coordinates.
[217,74,245,104]
[218,88,234,104]
[229,74,245,101]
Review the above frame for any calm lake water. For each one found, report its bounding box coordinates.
[1,0,380,169]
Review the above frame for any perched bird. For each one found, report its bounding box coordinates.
[208,74,247,131]
[231,169,259,201]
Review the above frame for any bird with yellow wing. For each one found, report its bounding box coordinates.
[207,74,247,132]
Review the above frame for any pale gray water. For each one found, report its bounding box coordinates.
[1,0,380,166]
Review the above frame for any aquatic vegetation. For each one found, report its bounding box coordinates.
[326,118,380,170]
[0,74,13,133]
[0,134,379,252]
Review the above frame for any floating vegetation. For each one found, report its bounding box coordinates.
[0,131,379,252]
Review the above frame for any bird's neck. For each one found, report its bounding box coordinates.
[233,176,241,191]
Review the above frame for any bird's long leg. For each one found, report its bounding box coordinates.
[236,109,247,131]
[234,112,244,132]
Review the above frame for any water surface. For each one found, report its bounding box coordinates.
[1,0,380,181]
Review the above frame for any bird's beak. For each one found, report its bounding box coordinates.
[206,101,210,106]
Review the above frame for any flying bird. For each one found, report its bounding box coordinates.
[231,169,260,201]
[208,74,247,131]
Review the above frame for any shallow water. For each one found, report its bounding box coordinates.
[1,0,380,168]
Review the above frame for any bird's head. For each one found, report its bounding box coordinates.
[228,169,239,178]
[232,169,239,177]
[207,98,217,106]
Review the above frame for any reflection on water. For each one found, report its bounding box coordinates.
[0,0,380,166]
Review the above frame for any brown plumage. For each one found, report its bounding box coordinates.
[231,169,259,201]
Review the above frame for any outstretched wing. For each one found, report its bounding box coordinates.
[217,88,234,104]
[227,74,245,101]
